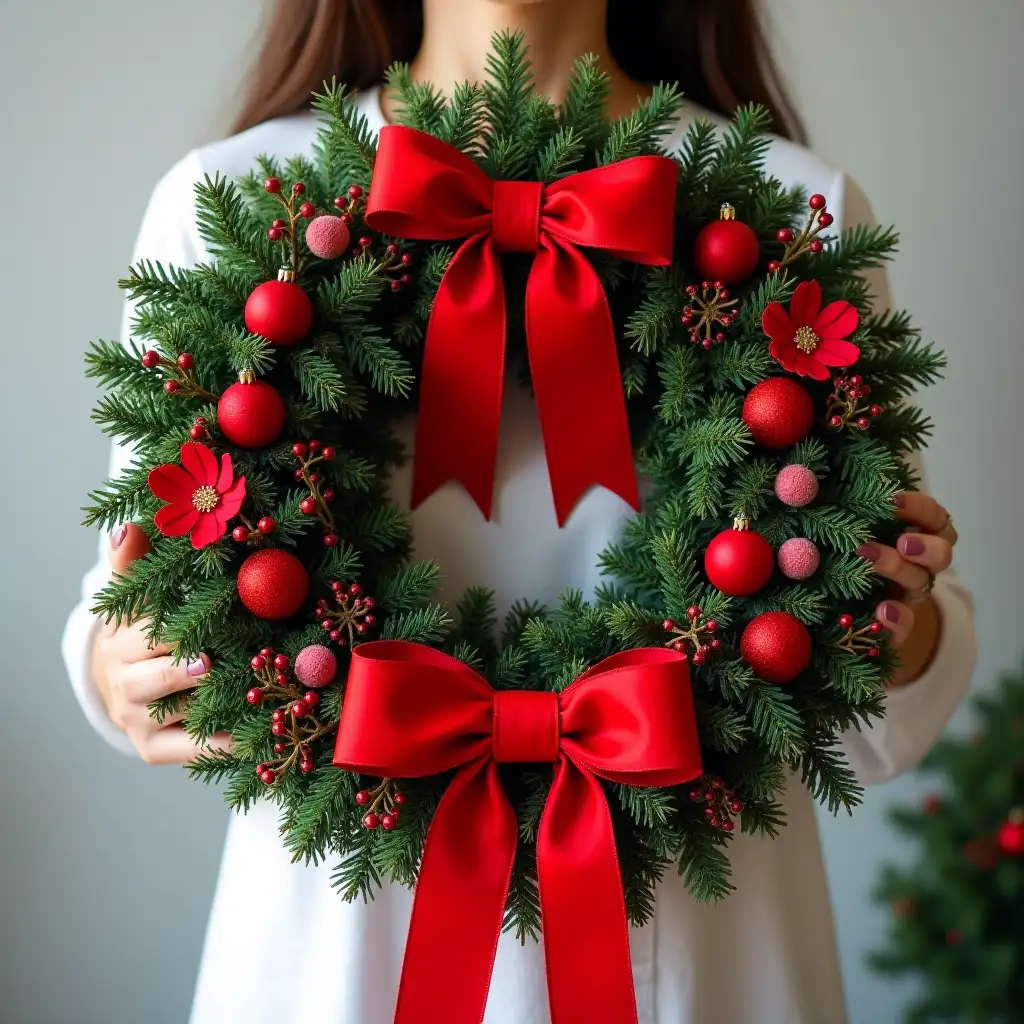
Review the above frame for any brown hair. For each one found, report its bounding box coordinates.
[233,0,804,142]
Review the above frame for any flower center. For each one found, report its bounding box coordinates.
[192,485,220,513]
[793,325,820,354]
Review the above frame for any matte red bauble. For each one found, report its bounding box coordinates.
[217,372,286,449]
[237,548,310,621]
[704,518,774,596]
[997,815,1024,856]
[693,203,760,285]
[244,273,314,347]
[742,378,814,449]
[740,611,812,684]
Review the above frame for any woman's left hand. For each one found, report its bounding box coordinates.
[856,491,958,686]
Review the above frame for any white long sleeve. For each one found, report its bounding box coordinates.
[61,149,205,756]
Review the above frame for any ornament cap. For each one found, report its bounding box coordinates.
[732,515,751,531]
[719,203,736,221]
[277,266,296,283]
[238,368,256,385]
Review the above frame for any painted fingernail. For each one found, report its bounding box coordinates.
[899,535,925,557]
[856,543,881,562]
[893,493,907,509]
[186,655,209,677]
[881,601,901,623]
[111,525,127,550]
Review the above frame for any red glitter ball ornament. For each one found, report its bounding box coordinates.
[237,548,310,621]
[294,644,338,688]
[693,203,760,285]
[305,215,352,260]
[742,378,815,449]
[217,372,286,449]
[244,275,313,347]
[704,519,774,596]
[739,611,812,684]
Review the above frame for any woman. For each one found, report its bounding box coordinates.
[63,1,976,1021]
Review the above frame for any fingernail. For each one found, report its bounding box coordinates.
[111,525,127,550]
[893,493,907,509]
[186,655,209,677]
[899,535,925,557]
[881,601,901,623]
[857,543,881,562]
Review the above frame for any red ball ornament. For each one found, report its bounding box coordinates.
[704,519,774,596]
[305,215,351,260]
[294,644,338,688]
[997,814,1024,856]
[237,548,310,621]
[740,611,812,684]
[217,372,286,449]
[742,378,815,449]
[693,203,760,285]
[244,273,314,347]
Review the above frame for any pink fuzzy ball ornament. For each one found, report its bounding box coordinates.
[305,215,351,260]
[294,644,338,688]
[777,537,821,580]
[774,463,819,508]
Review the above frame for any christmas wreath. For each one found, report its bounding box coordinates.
[85,35,944,1022]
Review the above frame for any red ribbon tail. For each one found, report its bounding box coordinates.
[527,241,640,526]
[394,757,517,1024]
[411,235,506,520]
[539,757,639,1024]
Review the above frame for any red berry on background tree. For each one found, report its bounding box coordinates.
[997,810,1024,855]
[742,377,815,449]
[704,517,774,596]
[693,203,760,285]
[739,611,812,683]
[237,548,310,620]
[217,370,287,449]
[244,268,314,347]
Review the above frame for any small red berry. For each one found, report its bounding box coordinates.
[309,472,322,484]
[273,654,290,670]
[291,442,308,458]
[273,742,286,754]
[362,812,380,830]
[869,621,885,634]
[322,487,336,501]
[856,416,871,429]
[838,614,854,629]
[163,379,179,394]
[341,212,353,225]
[294,469,305,481]
[730,800,744,813]
[323,534,339,547]
[381,814,397,831]
[232,525,250,543]
[809,240,824,254]
[363,597,374,609]
[302,690,319,707]
[264,177,281,193]
[687,605,701,620]
[662,618,676,632]
[308,440,321,452]
[292,181,306,196]
[300,759,315,774]
[176,353,194,370]
[272,709,284,722]
[829,415,844,427]
[274,672,288,686]
[776,228,794,243]
[393,791,407,806]
[705,619,718,632]
[867,647,880,659]
[272,722,288,737]
[299,202,315,218]
[333,196,347,210]
[390,281,402,292]
[321,619,333,631]
[260,769,277,785]
[268,227,283,241]
[767,260,782,273]
[358,235,372,249]
[300,497,318,515]
[710,639,722,651]
[251,654,266,670]
[849,375,863,387]
[809,194,826,210]
[141,350,160,368]
[721,819,735,833]
[260,647,274,659]
[321,446,335,460]
[257,516,276,535]
[363,615,376,627]
[329,630,342,643]
[271,219,285,228]
[400,273,414,286]
[400,253,413,266]
[246,687,263,705]
[190,425,207,440]
[355,789,371,805]
[818,212,834,227]
[348,185,363,199]
[870,404,883,417]
[349,584,362,597]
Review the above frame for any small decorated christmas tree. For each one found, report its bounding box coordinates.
[871,663,1024,1022]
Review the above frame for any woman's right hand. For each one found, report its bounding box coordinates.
[91,523,232,764]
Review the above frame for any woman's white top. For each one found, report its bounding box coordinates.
[62,87,977,1024]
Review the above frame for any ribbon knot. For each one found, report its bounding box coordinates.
[366,126,679,525]
[334,640,702,1024]
[491,180,543,253]
[493,689,559,763]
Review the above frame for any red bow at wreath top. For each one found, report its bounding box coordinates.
[333,641,702,1024]
[366,126,679,525]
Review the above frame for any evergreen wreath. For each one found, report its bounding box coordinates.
[84,34,944,932]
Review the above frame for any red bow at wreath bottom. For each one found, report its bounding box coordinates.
[333,641,703,1024]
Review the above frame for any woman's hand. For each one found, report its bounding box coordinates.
[91,523,232,764]
[856,491,958,687]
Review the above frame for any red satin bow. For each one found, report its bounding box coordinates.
[333,640,702,1024]
[366,126,679,525]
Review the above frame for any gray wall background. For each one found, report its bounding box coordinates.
[1,1,1021,1021]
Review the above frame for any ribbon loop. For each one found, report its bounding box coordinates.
[333,640,702,1024]
[492,179,543,253]
[493,690,559,763]
[365,126,679,525]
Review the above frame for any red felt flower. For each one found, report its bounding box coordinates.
[148,442,247,549]
[762,279,860,381]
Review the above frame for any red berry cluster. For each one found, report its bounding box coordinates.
[680,280,739,349]
[247,647,336,784]
[689,776,744,832]
[826,374,884,431]
[353,238,415,293]
[332,184,366,226]
[140,350,217,402]
[263,177,316,274]
[767,193,833,274]
[663,605,722,665]
[317,581,376,647]
[291,440,339,546]
[231,515,277,546]
[356,778,407,831]
[836,612,885,659]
